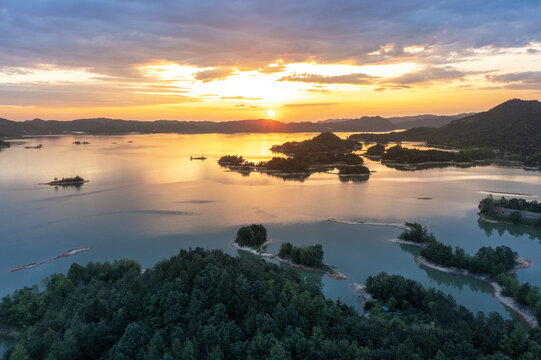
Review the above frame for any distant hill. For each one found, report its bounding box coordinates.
[0,116,396,137]
[351,99,541,154]
[388,113,475,129]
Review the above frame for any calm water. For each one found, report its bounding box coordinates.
[1,133,541,332]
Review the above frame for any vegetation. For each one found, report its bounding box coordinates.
[278,243,324,268]
[399,222,434,243]
[235,224,267,248]
[0,140,9,149]
[338,165,370,175]
[382,145,495,164]
[420,239,517,277]
[49,176,85,184]
[218,155,245,166]
[496,274,541,320]
[219,133,368,177]
[479,195,541,226]
[271,132,361,155]
[3,250,541,358]
[365,143,385,156]
[364,272,541,358]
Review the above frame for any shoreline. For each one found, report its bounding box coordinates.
[478,213,541,229]
[416,256,538,328]
[328,218,409,230]
[10,248,91,272]
[385,238,427,247]
[231,241,348,280]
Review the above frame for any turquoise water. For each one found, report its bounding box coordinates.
[1,133,541,339]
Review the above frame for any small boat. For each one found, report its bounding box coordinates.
[24,144,43,149]
[190,155,207,160]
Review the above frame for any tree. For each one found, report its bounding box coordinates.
[509,211,523,225]
[8,345,29,360]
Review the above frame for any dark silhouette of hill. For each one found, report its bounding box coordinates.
[351,99,541,154]
[0,116,395,137]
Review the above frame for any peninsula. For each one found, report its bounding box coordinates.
[231,224,347,280]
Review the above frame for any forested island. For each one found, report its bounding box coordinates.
[381,145,495,165]
[3,249,541,359]
[232,225,346,280]
[218,133,369,181]
[46,176,87,186]
[391,224,539,326]
[479,195,541,227]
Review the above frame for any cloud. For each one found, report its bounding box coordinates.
[1,1,540,75]
[485,71,541,90]
[486,71,541,84]
[390,67,466,84]
[194,68,236,82]
[279,73,378,84]
[284,102,340,108]
[220,96,262,100]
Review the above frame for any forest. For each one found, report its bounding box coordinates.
[278,243,324,268]
[235,224,267,248]
[3,250,541,359]
[398,222,434,243]
[381,145,495,164]
[478,195,541,226]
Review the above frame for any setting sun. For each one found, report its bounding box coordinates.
[267,109,276,118]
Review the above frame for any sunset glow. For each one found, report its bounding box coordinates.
[1,2,540,121]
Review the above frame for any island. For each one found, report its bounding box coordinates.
[73,141,90,145]
[231,224,347,280]
[388,223,539,327]
[479,195,541,227]
[364,143,385,156]
[10,248,91,272]
[0,139,10,149]
[218,132,369,181]
[24,144,43,149]
[45,176,88,186]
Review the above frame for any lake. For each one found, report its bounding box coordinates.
[1,133,541,338]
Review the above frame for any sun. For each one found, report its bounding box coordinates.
[267,109,276,118]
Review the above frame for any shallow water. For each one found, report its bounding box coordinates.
[1,133,541,336]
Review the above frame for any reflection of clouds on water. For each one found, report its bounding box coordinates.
[34,188,113,202]
[31,209,197,229]
[175,200,216,204]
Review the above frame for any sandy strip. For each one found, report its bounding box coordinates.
[10,248,91,272]
[416,256,538,328]
[328,218,409,230]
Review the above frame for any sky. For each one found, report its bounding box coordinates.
[1,0,541,122]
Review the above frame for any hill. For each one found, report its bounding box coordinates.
[0,117,395,138]
[351,99,541,154]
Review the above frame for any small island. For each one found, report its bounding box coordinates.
[365,143,385,156]
[46,176,88,186]
[479,195,541,227]
[388,223,539,327]
[0,139,10,149]
[73,141,90,145]
[24,144,43,149]
[218,132,369,181]
[232,225,347,280]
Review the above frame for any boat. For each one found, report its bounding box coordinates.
[24,144,43,149]
[190,155,207,160]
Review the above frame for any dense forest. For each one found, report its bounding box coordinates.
[270,132,361,155]
[278,243,324,268]
[381,145,495,164]
[235,224,267,248]
[3,250,541,359]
